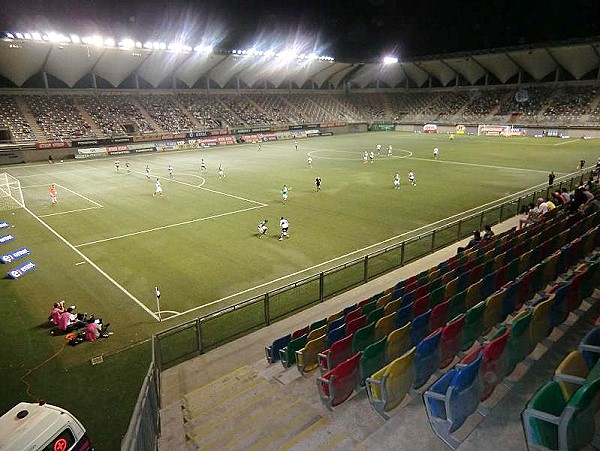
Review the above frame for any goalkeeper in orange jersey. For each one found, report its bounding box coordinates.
[49,184,58,204]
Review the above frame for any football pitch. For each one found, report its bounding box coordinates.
[1,130,598,448]
[4,132,598,327]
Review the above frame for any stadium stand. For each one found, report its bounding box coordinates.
[461,89,509,122]
[176,94,234,129]
[136,95,195,133]
[26,95,94,141]
[0,95,36,142]
[543,86,597,124]
[78,94,155,137]
[218,94,271,126]
[495,86,553,123]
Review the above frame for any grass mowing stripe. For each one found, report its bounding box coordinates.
[22,204,160,321]
[75,204,266,247]
[39,206,102,217]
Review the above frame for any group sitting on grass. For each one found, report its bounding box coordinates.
[49,301,110,342]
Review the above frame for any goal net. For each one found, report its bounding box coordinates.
[0,172,25,211]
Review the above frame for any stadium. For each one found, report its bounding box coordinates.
[0,4,599,450]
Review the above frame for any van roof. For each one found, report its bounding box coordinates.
[0,402,85,451]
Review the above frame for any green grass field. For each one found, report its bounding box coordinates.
[0,131,597,449]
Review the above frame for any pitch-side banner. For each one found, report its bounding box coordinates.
[7,260,36,279]
[0,234,16,245]
[1,247,31,264]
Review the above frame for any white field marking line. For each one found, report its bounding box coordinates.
[75,261,86,265]
[310,147,413,160]
[407,157,565,175]
[22,205,160,321]
[553,139,581,146]
[39,206,102,218]
[75,204,266,247]
[55,183,103,207]
[131,169,266,207]
[155,310,180,315]
[22,184,56,188]
[164,173,569,320]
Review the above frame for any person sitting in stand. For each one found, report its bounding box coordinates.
[482,224,495,241]
[457,230,481,253]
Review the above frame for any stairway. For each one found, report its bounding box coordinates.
[175,365,357,451]
[14,96,44,140]
[131,97,162,133]
[74,100,104,138]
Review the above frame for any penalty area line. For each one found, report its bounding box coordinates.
[55,183,103,207]
[75,204,267,247]
[22,205,160,321]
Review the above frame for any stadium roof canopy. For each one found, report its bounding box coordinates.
[0,36,598,89]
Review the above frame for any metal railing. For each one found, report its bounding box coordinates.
[121,168,594,450]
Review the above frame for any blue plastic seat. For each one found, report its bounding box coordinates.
[424,350,484,448]
[327,324,346,348]
[413,328,442,389]
[265,333,291,363]
[410,309,432,346]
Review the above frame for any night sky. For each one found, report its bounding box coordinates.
[2,0,600,60]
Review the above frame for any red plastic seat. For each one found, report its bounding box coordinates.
[345,315,367,337]
[431,299,451,331]
[412,295,430,318]
[439,314,466,368]
[317,352,362,408]
[318,333,354,373]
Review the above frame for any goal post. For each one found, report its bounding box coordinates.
[0,172,25,211]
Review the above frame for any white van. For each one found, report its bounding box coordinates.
[0,402,92,451]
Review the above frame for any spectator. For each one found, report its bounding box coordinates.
[457,230,481,253]
[551,191,566,206]
[519,203,540,230]
[561,188,571,203]
[57,307,85,333]
[85,318,100,342]
[570,185,594,213]
[482,225,495,241]
[536,197,549,215]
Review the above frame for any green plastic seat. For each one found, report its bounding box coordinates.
[523,378,600,451]
[309,317,327,331]
[361,300,378,317]
[462,301,486,351]
[352,322,376,354]
[506,308,533,374]
[366,306,385,326]
[360,336,388,385]
[429,285,445,309]
[279,334,308,368]
[448,289,467,321]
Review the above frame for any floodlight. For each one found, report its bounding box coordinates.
[104,38,115,47]
[91,35,103,46]
[15,32,24,39]
[119,38,134,49]
[168,42,182,51]
[159,42,166,49]
[264,50,275,58]
[203,45,213,53]
[32,32,42,40]
[70,34,80,43]
[152,42,161,49]
[383,56,398,64]
[135,41,143,48]
[23,32,32,40]
[143,42,153,49]
[6,32,14,39]
[182,45,192,52]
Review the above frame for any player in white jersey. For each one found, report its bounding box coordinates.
[153,179,163,197]
[369,151,375,163]
[145,165,150,179]
[433,147,439,159]
[200,159,207,172]
[294,140,299,151]
[278,217,289,240]
[257,141,262,151]
[115,159,120,171]
[376,144,382,155]
[393,173,400,189]
[363,151,369,164]
[126,161,130,173]
[388,145,393,156]
[307,154,313,168]
[218,164,225,178]
[168,165,173,179]
[408,171,416,186]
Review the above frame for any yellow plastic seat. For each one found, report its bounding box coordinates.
[386,323,411,362]
[307,325,327,341]
[383,299,401,316]
[365,347,416,419]
[296,333,328,374]
[465,279,483,310]
[529,295,554,351]
[376,293,393,309]
[483,289,505,335]
[375,312,396,341]
[445,277,459,300]
[554,350,589,399]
